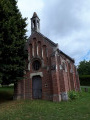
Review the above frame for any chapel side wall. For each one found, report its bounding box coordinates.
[58,56,66,92]
[67,63,74,92]
[66,60,80,92]
[51,54,61,102]
[51,52,70,101]
[58,53,80,93]
[74,66,80,91]
[58,55,70,93]
[51,52,71,101]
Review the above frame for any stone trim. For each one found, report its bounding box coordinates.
[60,65,63,70]
[30,72,43,78]
[28,62,30,71]
[61,92,68,101]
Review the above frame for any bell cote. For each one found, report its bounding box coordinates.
[31,12,40,34]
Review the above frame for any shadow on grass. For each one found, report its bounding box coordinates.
[0,86,14,104]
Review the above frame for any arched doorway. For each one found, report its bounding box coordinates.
[32,76,42,99]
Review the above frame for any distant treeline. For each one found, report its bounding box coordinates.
[79,75,90,86]
[77,60,90,86]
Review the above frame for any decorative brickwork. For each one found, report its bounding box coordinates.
[14,13,80,102]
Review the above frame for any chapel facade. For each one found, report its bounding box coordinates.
[14,12,80,102]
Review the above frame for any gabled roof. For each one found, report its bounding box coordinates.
[27,31,57,47]
[58,49,74,63]
[37,32,57,47]
[26,31,74,63]
[51,49,74,63]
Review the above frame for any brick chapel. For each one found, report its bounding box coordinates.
[14,12,80,102]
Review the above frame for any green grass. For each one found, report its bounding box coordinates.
[0,86,90,120]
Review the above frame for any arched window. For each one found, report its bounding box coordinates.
[29,44,32,58]
[37,20,39,28]
[33,38,37,56]
[42,45,47,57]
[33,20,35,28]
[37,41,41,57]
[32,60,41,71]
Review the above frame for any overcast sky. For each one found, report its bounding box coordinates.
[17,0,90,65]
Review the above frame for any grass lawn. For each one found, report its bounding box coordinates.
[0,86,90,120]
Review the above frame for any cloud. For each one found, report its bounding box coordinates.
[17,0,44,35]
[17,0,90,65]
[17,0,44,14]
[41,0,90,65]
[42,0,90,35]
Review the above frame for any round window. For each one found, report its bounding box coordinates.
[32,60,41,71]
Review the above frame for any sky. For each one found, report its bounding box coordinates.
[17,0,90,65]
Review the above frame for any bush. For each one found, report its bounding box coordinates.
[68,91,79,100]
[79,75,90,86]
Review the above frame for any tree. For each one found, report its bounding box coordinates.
[77,60,90,75]
[0,0,27,84]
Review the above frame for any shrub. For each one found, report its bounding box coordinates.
[68,91,79,100]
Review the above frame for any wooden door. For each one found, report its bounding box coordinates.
[32,76,42,99]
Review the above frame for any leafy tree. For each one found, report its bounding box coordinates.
[77,60,90,75]
[0,0,27,84]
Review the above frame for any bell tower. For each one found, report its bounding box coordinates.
[31,12,40,34]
